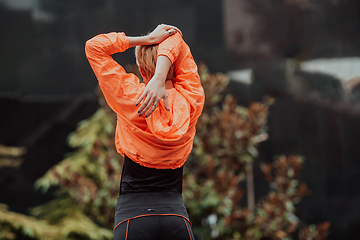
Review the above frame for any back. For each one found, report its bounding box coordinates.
[85,32,205,169]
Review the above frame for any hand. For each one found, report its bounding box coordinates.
[147,24,182,45]
[136,55,172,117]
[136,77,170,117]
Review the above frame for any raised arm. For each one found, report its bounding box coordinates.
[85,24,180,114]
[85,25,180,92]
[85,32,147,115]
[136,56,173,117]
[135,27,183,117]
[128,24,181,48]
[85,32,130,92]
[157,32,205,118]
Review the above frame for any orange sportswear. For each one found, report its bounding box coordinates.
[85,32,204,169]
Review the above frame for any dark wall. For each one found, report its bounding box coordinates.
[223,0,360,69]
[0,98,99,213]
[0,0,225,98]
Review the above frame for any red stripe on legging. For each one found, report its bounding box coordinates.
[183,218,192,240]
[125,220,129,240]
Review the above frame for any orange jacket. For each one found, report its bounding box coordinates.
[85,32,204,169]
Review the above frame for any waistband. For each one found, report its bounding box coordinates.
[114,192,191,233]
[116,192,185,211]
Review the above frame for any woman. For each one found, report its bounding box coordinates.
[85,24,204,240]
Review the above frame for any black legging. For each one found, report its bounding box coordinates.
[114,215,194,240]
[113,192,195,240]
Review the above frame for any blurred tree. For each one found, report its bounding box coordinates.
[0,107,117,239]
[0,145,26,168]
[183,64,330,240]
[34,106,120,229]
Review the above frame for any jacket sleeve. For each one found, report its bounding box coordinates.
[157,32,182,64]
[85,32,144,114]
[157,33,205,120]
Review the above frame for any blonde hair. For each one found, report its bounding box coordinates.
[135,44,175,82]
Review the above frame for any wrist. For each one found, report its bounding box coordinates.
[146,35,156,45]
[151,74,166,83]
[128,35,153,48]
[152,72,167,82]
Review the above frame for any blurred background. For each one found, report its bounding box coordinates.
[0,0,359,239]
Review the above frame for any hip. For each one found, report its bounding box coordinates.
[114,192,191,233]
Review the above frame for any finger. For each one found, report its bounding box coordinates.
[145,100,160,117]
[167,29,176,35]
[164,94,170,111]
[140,95,156,116]
[136,90,147,106]
[138,95,152,115]
[165,25,182,36]
[172,26,182,36]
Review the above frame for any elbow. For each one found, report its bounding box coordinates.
[85,39,94,52]
[84,38,100,57]
[85,39,91,55]
[85,33,103,51]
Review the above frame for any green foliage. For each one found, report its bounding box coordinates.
[0,144,26,168]
[183,65,329,240]
[0,203,113,240]
[34,107,121,229]
[0,107,120,239]
[183,64,271,239]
